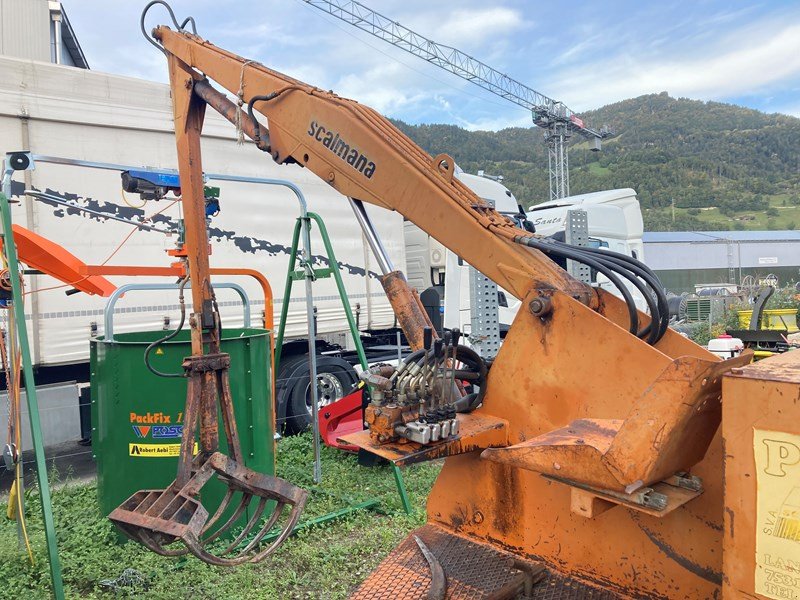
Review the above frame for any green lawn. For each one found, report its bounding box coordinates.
[0,434,441,599]
[586,162,611,176]
[690,195,800,230]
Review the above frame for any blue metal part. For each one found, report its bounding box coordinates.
[124,168,181,188]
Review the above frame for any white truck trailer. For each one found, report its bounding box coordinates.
[0,55,409,435]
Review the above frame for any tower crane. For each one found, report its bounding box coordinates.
[302,0,608,201]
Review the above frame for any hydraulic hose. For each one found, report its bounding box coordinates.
[514,235,669,345]
[143,276,189,378]
[521,237,640,337]
[574,244,670,340]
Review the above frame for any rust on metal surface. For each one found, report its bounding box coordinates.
[350,524,543,600]
[192,80,269,151]
[108,51,305,566]
[425,289,733,598]
[380,270,435,351]
[482,351,752,493]
[364,403,417,445]
[722,350,800,599]
[341,413,508,466]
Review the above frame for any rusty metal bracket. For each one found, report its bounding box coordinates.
[544,474,704,519]
[341,413,508,467]
[182,353,231,373]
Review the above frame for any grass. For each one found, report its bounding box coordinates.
[586,162,611,176]
[0,433,441,598]
[650,194,800,230]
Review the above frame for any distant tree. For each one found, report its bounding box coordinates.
[788,221,797,230]
[766,207,780,217]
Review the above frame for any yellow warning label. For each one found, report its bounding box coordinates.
[129,442,198,457]
[755,429,800,599]
[155,348,164,355]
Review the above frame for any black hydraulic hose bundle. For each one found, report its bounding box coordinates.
[515,236,669,345]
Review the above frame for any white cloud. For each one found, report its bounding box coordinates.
[431,7,529,47]
[548,19,800,111]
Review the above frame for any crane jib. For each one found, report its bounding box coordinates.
[308,121,377,179]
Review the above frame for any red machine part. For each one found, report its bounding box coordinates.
[318,383,367,453]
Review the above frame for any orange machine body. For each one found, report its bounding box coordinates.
[144,23,800,598]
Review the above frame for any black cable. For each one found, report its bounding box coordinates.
[247,94,280,150]
[516,235,670,345]
[521,237,641,337]
[140,1,196,55]
[559,242,669,342]
[143,277,189,378]
[556,244,663,344]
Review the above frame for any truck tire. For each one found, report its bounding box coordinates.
[277,354,359,435]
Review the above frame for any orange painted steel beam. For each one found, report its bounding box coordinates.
[79,264,273,331]
[154,26,593,311]
[3,224,116,296]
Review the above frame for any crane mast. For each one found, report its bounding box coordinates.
[303,0,605,200]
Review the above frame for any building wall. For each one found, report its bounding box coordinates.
[0,0,51,62]
[645,237,800,294]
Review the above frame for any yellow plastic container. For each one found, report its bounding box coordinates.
[737,310,753,328]
[763,308,798,332]
[737,308,799,332]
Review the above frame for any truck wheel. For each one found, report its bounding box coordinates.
[279,355,359,435]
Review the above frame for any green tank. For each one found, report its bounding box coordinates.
[90,328,274,538]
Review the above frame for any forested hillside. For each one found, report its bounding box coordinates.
[393,93,800,231]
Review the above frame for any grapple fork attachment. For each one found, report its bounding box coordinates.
[109,354,307,565]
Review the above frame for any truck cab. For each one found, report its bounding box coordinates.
[404,171,525,336]
[527,187,645,262]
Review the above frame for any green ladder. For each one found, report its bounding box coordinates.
[275,212,411,514]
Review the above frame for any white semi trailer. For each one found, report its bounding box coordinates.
[0,55,412,435]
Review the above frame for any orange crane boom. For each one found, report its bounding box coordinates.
[107,6,800,599]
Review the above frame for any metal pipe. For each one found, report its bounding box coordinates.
[52,13,62,65]
[299,217,321,484]
[192,81,269,151]
[24,190,176,233]
[104,282,251,341]
[0,171,65,599]
[18,156,328,479]
[348,198,394,275]
[9,154,324,480]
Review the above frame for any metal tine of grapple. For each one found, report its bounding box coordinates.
[197,492,253,546]
[218,497,269,555]
[182,461,307,566]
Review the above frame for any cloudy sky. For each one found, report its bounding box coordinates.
[66,0,800,130]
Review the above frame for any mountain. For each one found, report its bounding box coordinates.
[392,92,800,231]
